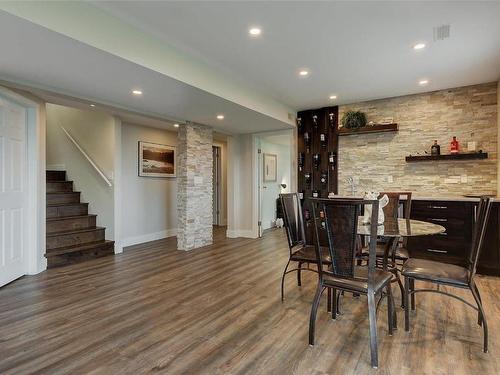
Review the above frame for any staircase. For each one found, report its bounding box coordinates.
[45,170,114,268]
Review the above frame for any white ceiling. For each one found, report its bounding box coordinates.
[0,11,292,134]
[95,1,500,110]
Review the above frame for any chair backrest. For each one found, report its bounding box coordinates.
[311,198,379,281]
[379,191,413,247]
[379,191,412,220]
[280,193,307,254]
[468,197,492,283]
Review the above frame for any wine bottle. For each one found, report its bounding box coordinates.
[450,136,459,154]
[313,154,321,170]
[320,171,328,186]
[431,140,440,156]
[298,152,305,171]
[328,152,336,170]
[304,131,310,153]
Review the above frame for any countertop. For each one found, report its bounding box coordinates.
[331,194,499,202]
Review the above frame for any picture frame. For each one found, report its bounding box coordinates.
[263,153,277,182]
[138,141,176,178]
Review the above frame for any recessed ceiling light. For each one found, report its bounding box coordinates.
[89,104,95,107]
[299,70,309,76]
[413,43,426,50]
[173,123,179,128]
[329,95,337,100]
[132,89,143,95]
[217,114,224,120]
[249,27,261,36]
[419,79,429,86]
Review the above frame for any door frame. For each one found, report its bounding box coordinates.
[0,86,46,277]
[212,145,221,226]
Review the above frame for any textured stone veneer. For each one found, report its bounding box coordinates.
[177,123,213,250]
[338,82,498,197]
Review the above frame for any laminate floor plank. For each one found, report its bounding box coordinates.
[0,227,498,374]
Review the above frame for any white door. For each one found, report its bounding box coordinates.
[0,96,28,287]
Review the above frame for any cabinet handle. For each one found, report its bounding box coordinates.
[428,205,447,209]
[429,218,448,222]
[427,248,448,254]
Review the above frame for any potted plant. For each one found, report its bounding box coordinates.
[341,110,367,130]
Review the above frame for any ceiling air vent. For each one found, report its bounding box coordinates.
[433,24,451,41]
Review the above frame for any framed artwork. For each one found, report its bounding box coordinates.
[263,153,277,182]
[138,141,176,178]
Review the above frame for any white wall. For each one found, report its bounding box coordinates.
[46,103,115,239]
[227,134,256,237]
[120,123,178,246]
[260,139,291,230]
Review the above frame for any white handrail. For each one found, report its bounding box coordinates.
[61,126,113,187]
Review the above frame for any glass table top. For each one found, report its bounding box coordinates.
[356,218,446,237]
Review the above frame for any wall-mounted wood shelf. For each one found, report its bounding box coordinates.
[405,152,488,162]
[338,123,398,136]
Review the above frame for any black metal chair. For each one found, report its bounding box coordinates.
[308,198,395,369]
[402,196,492,353]
[279,193,331,301]
[359,191,412,305]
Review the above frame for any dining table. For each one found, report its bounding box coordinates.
[357,217,446,271]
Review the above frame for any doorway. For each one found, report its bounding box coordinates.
[213,145,221,225]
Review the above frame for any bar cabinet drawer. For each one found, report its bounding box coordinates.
[408,234,468,257]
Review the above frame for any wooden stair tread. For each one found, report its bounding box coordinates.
[47,202,88,207]
[45,240,114,257]
[46,226,105,237]
[46,191,81,195]
[46,214,97,222]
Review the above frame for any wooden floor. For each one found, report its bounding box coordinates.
[1,227,499,374]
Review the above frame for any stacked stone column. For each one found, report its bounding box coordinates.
[177,123,213,250]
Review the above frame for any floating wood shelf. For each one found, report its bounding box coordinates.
[405,152,488,162]
[338,123,398,136]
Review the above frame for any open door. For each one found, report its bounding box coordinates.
[0,95,29,287]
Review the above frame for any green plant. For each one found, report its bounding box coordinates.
[341,111,367,129]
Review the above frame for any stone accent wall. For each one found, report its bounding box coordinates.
[338,82,498,197]
[177,123,213,250]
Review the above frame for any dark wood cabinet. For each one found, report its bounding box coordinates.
[407,199,500,276]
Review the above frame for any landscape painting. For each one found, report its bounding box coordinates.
[138,141,176,177]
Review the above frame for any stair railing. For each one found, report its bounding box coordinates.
[61,126,113,187]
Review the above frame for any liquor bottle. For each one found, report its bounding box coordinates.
[328,113,335,128]
[319,210,326,229]
[304,172,311,185]
[304,131,310,153]
[320,171,328,186]
[298,152,305,171]
[312,115,318,129]
[450,136,459,154]
[431,140,440,156]
[328,152,336,170]
[320,132,327,148]
[313,154,321,170]
[298,190,304,200]
[312,190,319,198]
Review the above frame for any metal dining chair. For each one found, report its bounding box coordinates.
[308,198,395,369]
[402,196,492,353]
[279,193,331,301]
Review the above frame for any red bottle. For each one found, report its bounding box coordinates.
[450,136,459,154]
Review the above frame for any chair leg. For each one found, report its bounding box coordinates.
[404,276,410,332]
[472,282,483,326]
[394,270,405,309]
[309,282,323,346]
[470,282,488,353]
[331,288,337,320]
[327,288,332,313]
[337,290,343,314]
[297,261,302,287]
[367,291,379,368]
[410,278,416,311]
[280,260,291,302]
[386,285,394,335]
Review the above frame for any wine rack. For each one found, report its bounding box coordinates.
[297,106,339,244]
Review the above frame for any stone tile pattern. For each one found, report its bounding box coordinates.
[177,123,213,250]
[338,82,498,197]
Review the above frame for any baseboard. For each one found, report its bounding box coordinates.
[46,164,66,171]
[226,229,257,239]
[121,228,177,248]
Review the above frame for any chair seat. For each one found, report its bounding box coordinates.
[401,258,469,287]
[323,266,392,294]
[291,245,331,264]
[360,244,409,261]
